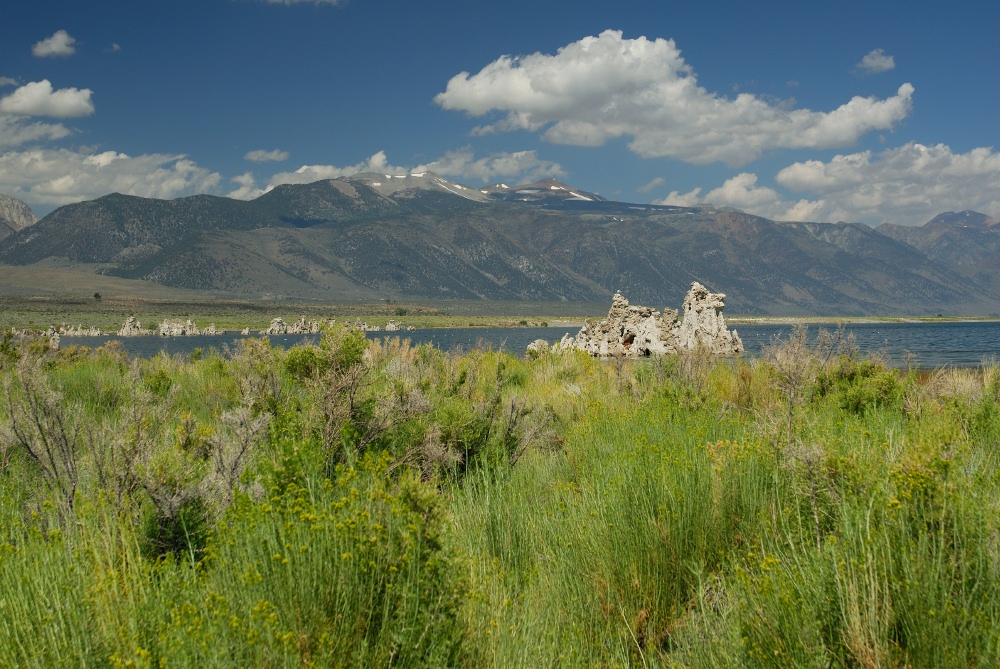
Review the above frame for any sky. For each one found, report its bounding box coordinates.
[2,0,999,225]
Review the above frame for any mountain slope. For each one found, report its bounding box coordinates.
[1,175,998,315]
[0,194,38,241]
[877,211,1000,290]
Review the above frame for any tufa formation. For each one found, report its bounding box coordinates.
[536,282,743,358]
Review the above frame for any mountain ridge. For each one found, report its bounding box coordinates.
[1,175,999,315]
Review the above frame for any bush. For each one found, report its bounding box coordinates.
[182,455,466,666]
[815,357,904,414]
[282,344,331,381]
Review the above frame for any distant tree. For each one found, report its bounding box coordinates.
[394,307,408,317]
[93,292,102,301]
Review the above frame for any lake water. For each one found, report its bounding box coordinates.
[56,321,1000,368]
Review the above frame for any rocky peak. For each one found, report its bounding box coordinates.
[925,210,1000,230]
[0,194,38,235]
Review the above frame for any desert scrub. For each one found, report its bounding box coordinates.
[813,355,905,415]
[449,386,758,666]
[135,454,466,667]
[4,328,1000,666]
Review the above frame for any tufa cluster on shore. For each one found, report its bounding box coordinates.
[529,282,743,358]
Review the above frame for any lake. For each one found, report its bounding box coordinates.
[55,320,1000,368]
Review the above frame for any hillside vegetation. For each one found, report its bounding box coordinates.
[3,175,999,315]
[1,329,1000,666]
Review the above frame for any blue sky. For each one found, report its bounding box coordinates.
[2,0,998,225]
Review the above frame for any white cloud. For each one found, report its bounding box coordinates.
[656,187,702,207]
[704,173,782,209]
[235,148,565,199]
[0,148,222,208]
[858,49,895,74]
[413,147,566,183]
[653,142,1000,226]
[0,77,16,87]
[0,80,94,118]
[245,148,289,162]
[436,30,914,167]
[227,172,265,200]
[260,150,409,191]
[0,115,71,148]
[637,176,665,193]
[32,30,77,58]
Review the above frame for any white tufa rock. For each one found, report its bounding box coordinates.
[157,319,200,336]
[59,324,103,336]
[261,316,321,335]
[677,282,743,354]
[548,282,742,358]
[262,318,288,335]
[117,316,151,337]
[525,338,551,359]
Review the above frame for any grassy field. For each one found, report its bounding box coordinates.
[2,326,1000,666]
[4,290,997,337]
[4,263,997,332]
[0,293,599,333]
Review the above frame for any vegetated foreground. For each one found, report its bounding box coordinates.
[1,327,998,667]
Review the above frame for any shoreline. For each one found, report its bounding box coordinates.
[7,315,1000,339]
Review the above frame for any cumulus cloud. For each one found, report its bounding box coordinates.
[245,148,289,162]
[225,151,406,199]
[227,172,264,200]
[0,77,16,87]
[0,115,72,148]
[436,30,914,167]
[261,150,409,190]
[656,187,702,207]
[0,148,222,208]
[653,143,1000,226]
[0,80,94,117]
[703,173,783,210]
[413,147,566,183]
[858,49,895,74]
[32,30,77,58]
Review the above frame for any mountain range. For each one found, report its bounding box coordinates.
[1,173,998,316]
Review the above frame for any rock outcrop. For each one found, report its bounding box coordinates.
[261,316,322,335]
[156,319,223,336]
[157,319,199,336]
[677,282,744,354]
[0,193,37,238]
[526,339,551,359]
[262,318,288,335]
[59,324,104,336]
[102,315,412,338]
[118,316,151,337]
[551,282,742,358]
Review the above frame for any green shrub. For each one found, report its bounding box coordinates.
[283,343,332,381]
[815,357,904,414]
[320,326,368,369]
[181,455,466,667]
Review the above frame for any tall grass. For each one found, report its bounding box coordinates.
[3,329,1000,666]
